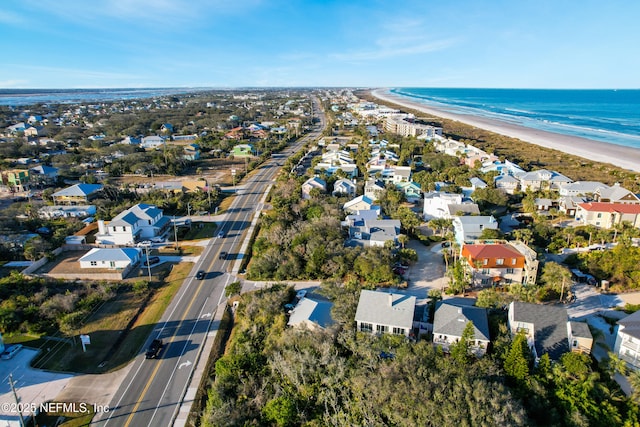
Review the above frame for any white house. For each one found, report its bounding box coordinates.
[364,178,385,201]
[95,204,170,246]
[141,135,167,149]
[452,215,499,245]
[343,195,377,214]
[301,177,326,200]
[424,192,464,220]
[558,181,609,197]
[614,310,640,369]
[332,178,357,197]
[79,247,142,270]
[355,290,415,337]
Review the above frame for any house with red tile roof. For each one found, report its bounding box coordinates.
[575,202,640,229]
[461,241,538,287]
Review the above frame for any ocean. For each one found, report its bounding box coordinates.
[0,88,205,107]
[390,88,640,150]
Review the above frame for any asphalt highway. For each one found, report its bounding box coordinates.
[97,96,325,426]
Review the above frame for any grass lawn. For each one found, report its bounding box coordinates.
[34,403,94,427]
[29,262,193,374]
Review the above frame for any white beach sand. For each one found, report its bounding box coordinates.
[371,89,640,173]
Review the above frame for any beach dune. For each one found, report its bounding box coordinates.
[371,89,640,173]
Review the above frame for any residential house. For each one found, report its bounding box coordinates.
[29,165,58,186]
[452,216,499,245]
[183,143,201,161]
[395,181,422,202]
[494,174,520,194]
[379,166,411,184]
[343,195,376,214]
[118,136,141,145]
[594,183,640,204]
[347,218,400,247]
[301,177,326,200]
[461,241,538,287]
[614,310,640,369]
[508,302,573,361]
[232,144,254,157]
[39,205,96,219]
[534,198,555,212]
[355,290,416,337]
[559,181,609,197]
[287,298,334,330]
[79,247,142,270]
[517,169,573,191]
[433,300,490,357]
[569,321,593,355]
[95,203,170,246]
[314,149,358,178]
[332,178,356,197]
[364,178,385,201]
[2,169,30,192]
[160,123,174,133]
[575,202,640,229]
[141,135,167,149]
[424,192,479,220]
[52,184,103,205]
[558,196,587,217]
[342,209,379,227]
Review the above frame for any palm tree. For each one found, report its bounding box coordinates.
[398,234,409,249]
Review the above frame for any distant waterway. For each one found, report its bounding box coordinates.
[0,87,206,107]
[391,88,640,150]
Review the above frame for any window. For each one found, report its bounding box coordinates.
[393,327,405,335]
[573,340,578,347]
[376,325,388,333]
[597,213,602,218]
[148,220,152,224]
[507,268,514,274]
[482,269,489,274]
[512,258,517,265]
[90,261,97,266]
[496,258,504,265]
[360,322,373,333]
[122,226,126,232]
[481,278,490,285]
[483,258,488,265]
[110,261,115,267]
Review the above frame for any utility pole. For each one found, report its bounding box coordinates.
[145,247,152,282]
[173,216,179,250]
[9,374,25,427]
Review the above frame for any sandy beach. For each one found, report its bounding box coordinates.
[371,89,640,173]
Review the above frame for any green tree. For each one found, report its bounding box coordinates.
[504,332,531,385]
[262,396,297,427]
[450,321,475,365]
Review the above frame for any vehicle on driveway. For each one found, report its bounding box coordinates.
[145,339,163,359]
[1,344,23,360]
[196,270,206,280]
[143,256,160,266]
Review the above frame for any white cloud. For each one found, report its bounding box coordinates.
[0,10,26,25]
[0,79,29,88]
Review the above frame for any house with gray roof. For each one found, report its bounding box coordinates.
[79,247,141,270]
[494,174,520,194]
[332,178,357,197]
[452,215,498,245]
[594,183,640,204]
[301,177,326,200]
[569,321,593,355]
[433,299,490,357]
[52,183,103,205]
[95,203,170,245]
[516,169,572,191]
[287,298,334,331]
[559,181,609,197]
[507,301,570,361]
[347,218,400,247]
[355,290,416,337]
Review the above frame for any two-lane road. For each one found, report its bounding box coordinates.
[97,96,325,426]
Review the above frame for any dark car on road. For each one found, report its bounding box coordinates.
[219,251,227,260]
[145,339,163,359]
[196,270,206,280]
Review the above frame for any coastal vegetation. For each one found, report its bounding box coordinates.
[201,284,638,426]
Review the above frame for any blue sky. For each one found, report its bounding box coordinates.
[1,0,638,89]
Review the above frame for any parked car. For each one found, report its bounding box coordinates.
[219,251,227,260]
[1,344,23,360]
[137,240,152,247]
[145,339,163,359]
[196,270,206,280]
[143,256,160,266]
[150,237,164,243]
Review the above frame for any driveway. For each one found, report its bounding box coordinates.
[393,240,447,302]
